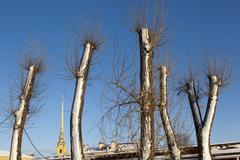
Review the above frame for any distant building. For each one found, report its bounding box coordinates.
[0,150,33,160]
[55,97,68,158]
[87,141,240,160]
[37,139,240,160]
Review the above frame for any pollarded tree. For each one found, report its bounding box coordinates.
[135,2,169,159]
[159,65,181,160]
[178,56,231,160]
[66,32,102,160]
[9,55,45,160]
[137,27,155,160]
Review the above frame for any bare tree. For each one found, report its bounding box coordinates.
[159,65,181,160]
[98,53,141,149]
[67,35,101,160]
[9,55,45,160]
[178,56,231,160]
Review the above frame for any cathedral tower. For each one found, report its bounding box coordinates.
[56,96,67,157]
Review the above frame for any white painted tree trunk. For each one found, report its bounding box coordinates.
[10,66,37,160]
[186,75,219,160]
[200,75,219,160]
[138,28,154,160]
[200,129,212,160]
[159,65,181,160]
[70,43,94,160]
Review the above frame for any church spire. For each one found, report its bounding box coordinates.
[56,95,67,157]
[61,96,64,133]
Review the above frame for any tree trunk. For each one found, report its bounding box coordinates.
[10,66,37,160]
[198,129,211,160]
[159,65,181,160]
[200,75,219,160]
[186,81,203,131]
[138,28,154,160]
[70,43,94,160]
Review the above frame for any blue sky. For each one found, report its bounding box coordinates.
[0,0,240,156]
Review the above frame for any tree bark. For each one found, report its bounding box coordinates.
[186,75,219,160]
[10,66,37,160]
[159,65,181,160]
[70,43,94,160]
[138,28,154,160]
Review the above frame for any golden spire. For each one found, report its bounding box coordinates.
[61,96,64,133]
[56,95,67,157]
